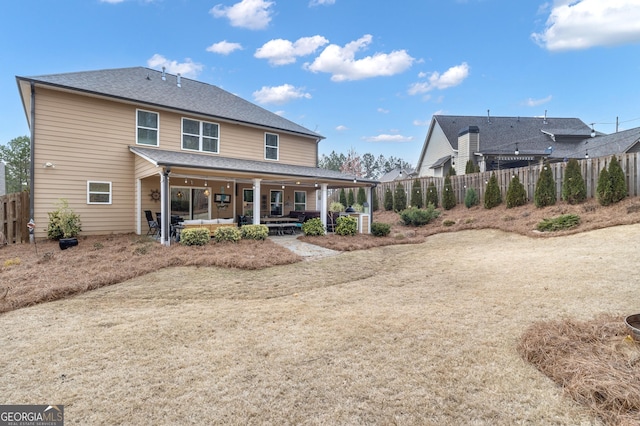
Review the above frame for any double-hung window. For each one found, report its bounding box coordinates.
[87,181,112,204]
[182,118,219,153]
[294,191,306,211]
[136,109,158,146]
[265,133,279,160]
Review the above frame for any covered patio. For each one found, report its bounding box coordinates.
[131,147,378,245]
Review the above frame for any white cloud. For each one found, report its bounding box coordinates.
[309,0,335,5]
[304,34,414,82]
[255,36,329,66]
[412,119,431,126]
[252,84,312,104]
[146,54,203,78]
[336,125,348,131]
[362,134,414,143]
[407,62,469,95]
[377,108,389,114]
[206,40,243,55]
[210,0,274,30]
[532,0,640,51]
[524,95,553,107]
[100,0,125,3]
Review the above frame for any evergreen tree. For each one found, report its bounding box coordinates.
[464,187,479,208]
[357,187,366,205]
[339,188,347,206]
[534,162,557,208]
[465,160,476,175]
[393,183,407,212]
[562,158,586,204]
[484,172,502,209]
[383,187,394,211]
[0,136,31,193]
[449,166,457,176]
[608,155,627,203]
[410,179,423,208]
[426,181,439,208]
[506,175,527,208]
[347,188,355,206]
[372,188,379,211]
[442,175,456,210]
[596,166,611,206]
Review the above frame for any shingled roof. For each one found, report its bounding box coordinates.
[434,115,592,155]
[16,67,323,140]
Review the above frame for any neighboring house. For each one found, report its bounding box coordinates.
[379,167,416,183]
[16,67,377,243]
[415,114,626,177]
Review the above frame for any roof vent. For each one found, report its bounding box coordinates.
[487,109,491,124]
[543,110,548,125]
[161,67,166,81]
[176,73,181,88]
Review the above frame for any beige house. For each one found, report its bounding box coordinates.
[16,67,377,243]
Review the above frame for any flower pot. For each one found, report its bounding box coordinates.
[59,238,78,250]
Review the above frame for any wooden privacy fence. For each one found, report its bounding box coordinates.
[0,192,30,244]
[372,152,640,208]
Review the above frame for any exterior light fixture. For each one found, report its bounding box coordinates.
[591,124,596,138]
[515,143,519,155]
[204,189,210,197]
[585,150,589,159]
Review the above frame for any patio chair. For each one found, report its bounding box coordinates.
[145,210,159,236]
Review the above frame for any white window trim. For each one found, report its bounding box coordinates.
[136,109,159,146]
[294,190,307,211]
[87,181,112,205]
[181,118,220,153]
[264,132,279,161]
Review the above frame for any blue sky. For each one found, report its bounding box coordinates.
[2,0,640,166]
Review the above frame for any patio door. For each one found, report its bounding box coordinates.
[270,190,283,216]
[171,187,210,219]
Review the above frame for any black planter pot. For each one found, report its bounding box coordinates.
[59,238,78,250]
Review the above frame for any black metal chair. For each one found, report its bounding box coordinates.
[145,210,159,236]
[237,215,248,227]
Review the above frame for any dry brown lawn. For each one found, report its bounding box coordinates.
[2,198,640,424]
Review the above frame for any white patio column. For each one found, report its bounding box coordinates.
[252,178,261,224]
[320,183,328,233]
[160,170,168,246]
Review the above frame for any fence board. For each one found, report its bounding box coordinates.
[0,192,30,244]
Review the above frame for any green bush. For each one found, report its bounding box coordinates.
[536,214,581,232]
[411,179,423,208]
[329,201,345,213]
[383,188,394,211]
[371,222,391,237]
[608,155,627,204]
[596,166,612,206]
[426,181,439,208]
[393,183,407,212]
[399,204,441,226]
[562,158,586,204]
[465,159,479,174]
[347,189,355,206]
[339,188,347,206]
[442,175,456,210]
[357,187,367,205]
[372,189,379,211]
[506,175,527,208]
[464,187,479,208]
[180,228,210,246]
[484,172,502,209]
[302,217,325,236]
[213,226,241,243]
[335,215,357,236]
[240,224,269,240]
[535,162,557,208]
[46,199,82,240]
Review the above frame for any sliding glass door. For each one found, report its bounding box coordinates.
[171,187,210,219]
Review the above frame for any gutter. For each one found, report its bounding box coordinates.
[29,82,36,241]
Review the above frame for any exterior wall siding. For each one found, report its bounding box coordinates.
[418,123,452,177]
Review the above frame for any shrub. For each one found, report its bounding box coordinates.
[302,217,325,236]
[562,158,586,204]
[536,214,581,232]
[399,204,440,226]
[484,172,502,209]
[464,187,479,208]
[608,155,627,204]
[357,187,367,205]
[351,203,363,212]
[347,189,355,206]
[240,224,269,240]
[442,175,456,210]
[506,175,527,208]
[339,188,347,206]
[426,181,439,208]
[329,201,345,213]
[180,228,210,246]
[596,166,612,206]
[411,179,424,209]
[371,222,391,237]
[213,226,241,243]
[372,189,379,211]
[393,183,407,212]
[535,162,557,208]
[335,215,357,236]
[46,199,82,240]
[465,159,479,174]
[442,219,455,227]
[383,188,394,211]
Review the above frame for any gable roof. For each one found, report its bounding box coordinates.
[579,126,640,159]
[16,67,323,140]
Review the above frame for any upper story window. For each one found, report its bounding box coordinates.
[182,118,219,153]
[136,109,159,146]
[265,133,279,160]
[87,181,112,204]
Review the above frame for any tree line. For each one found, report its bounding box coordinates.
[318,147,412,179]
[0,136,30,194]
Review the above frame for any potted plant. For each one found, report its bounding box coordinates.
[46,199,82,250]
